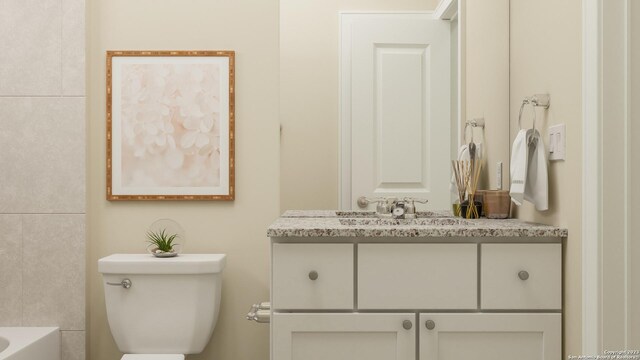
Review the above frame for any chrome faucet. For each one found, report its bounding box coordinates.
[357,196,428,219]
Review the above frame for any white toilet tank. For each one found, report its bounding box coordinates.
[98,254,227,354]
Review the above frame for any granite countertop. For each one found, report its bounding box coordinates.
[268,210,568,238]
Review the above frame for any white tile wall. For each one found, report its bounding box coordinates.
[22,215,85,330]
[62,0,85,96]
[0,0,86,358]
[0,98,86,213]
[0,0,62,96]
[0,215,23,326]
[61,331,86,360]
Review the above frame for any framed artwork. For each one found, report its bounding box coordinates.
[106,50,235,200]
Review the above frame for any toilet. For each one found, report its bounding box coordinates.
[98,254,227,360]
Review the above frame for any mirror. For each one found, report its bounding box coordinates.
[279,0,510,212]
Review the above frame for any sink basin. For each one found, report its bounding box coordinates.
[335,211,378,218]
[338,218,470,226]
[335,211,453,218]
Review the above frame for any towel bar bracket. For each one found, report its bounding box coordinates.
[518,93,551,133]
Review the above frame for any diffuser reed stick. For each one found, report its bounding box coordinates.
[451,160,470,205]
[466,161,483,219]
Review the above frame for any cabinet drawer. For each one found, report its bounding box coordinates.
[481,244,561,310]
[358,244,477,309]
[272,243,354,309]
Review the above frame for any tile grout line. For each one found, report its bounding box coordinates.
[60,0,63,96]
[20,214,24,326]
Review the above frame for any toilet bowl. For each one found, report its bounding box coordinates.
[98,254,227,359]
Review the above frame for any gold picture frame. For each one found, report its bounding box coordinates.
[106,50,235,200]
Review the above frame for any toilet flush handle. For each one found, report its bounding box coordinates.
[106,278,132,289]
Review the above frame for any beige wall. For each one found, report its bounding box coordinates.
[85,1,586,358]
[279,0,439,211]
[462,0,510,190]
[87,1,280,359]
[509,0,583,356]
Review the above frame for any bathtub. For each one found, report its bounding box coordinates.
[0,327,59,360]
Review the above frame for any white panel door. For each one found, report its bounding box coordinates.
[419,313,561,360]
[341,13,451,210]
[272,313,415,360]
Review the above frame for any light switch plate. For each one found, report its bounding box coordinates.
[548,124,566,161]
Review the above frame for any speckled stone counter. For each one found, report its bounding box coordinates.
[268,210,568,238]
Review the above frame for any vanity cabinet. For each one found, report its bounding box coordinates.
[270,241,562,360]
[268,212,567,360]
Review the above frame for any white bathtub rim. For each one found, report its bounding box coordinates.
[0,327,59,359]
[0,337,8,353]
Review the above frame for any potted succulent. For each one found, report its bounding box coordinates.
[146,228,180,258]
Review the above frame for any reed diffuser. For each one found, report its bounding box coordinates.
[451,159,483,218]
[466,161,483,219]
[452,160,470,215]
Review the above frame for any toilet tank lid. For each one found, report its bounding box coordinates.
[121,355,184,360]
[98,254,227,275]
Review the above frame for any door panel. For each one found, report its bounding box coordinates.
[419,313,561,360]
[341,13,451,210]
[272,313,415,360]
[376,45,428,185]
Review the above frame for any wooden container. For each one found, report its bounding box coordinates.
[483,190,511,219]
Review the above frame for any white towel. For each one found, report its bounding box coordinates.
[457,142,483,162]
[509,129,528,205]
[524,130,549,211]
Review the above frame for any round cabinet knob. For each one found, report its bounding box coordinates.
[308,270,319,281]
[425,320,436,330]
[402,320,413,330]
[518,270,530,281]
[357,196,369,208]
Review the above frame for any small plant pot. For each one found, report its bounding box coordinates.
[147,244,181,258]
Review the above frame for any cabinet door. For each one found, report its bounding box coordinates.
[272,313,415,360]
[419,313,561,360]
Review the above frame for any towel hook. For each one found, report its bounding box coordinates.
[518,94,550,132]
[464,117,485,143]
[518,100,536,132]
[464,122,473,143]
